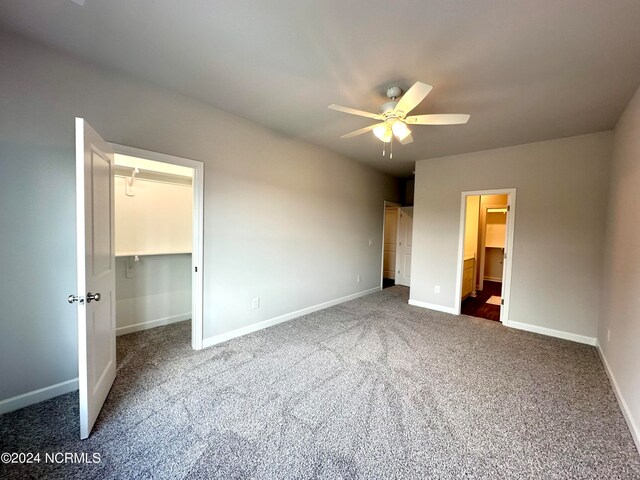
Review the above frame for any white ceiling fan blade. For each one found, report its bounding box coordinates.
[341,123,383,139]
[394,82,433,116]
[399,133,413,145]
[329,104,383,120]
[405,114,470,125]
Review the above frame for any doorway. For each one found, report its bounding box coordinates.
[111,144,204,350]
[380,201,413,289]
[381,201,400,288]
[455,189,516,323]
[112,153,194,347]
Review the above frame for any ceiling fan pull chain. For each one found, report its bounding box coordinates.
[382,143,386,157]
[390,136,393,159]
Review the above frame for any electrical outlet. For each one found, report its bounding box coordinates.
[368,239,374,246]
[356,275,361,283]
[434,285,440,294]
[252,297,260,309]
[607,328,611,342]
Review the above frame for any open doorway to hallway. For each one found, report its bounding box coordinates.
[457,191,515,323]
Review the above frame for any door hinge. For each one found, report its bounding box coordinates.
[507,205,511,212]
[195,266,198,272]
[501,299,504,305]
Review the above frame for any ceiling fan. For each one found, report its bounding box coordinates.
[328,82,469,146]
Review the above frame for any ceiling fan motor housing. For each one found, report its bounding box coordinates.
[386,86,402,99]
[381,101,398,115]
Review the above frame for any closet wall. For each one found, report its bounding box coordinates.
[114,156,193,334]
[484,210,507,281]
[115,255,191,334]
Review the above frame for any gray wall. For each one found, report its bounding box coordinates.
[0,31,399,402]
[115,255,191,333]
[599,84,640,446]
[411,132,612,338]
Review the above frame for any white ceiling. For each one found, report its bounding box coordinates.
[2,0,640,177]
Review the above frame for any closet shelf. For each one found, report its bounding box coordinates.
[116,251,192,257]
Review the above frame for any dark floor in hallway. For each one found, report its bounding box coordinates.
[461,280,502,321]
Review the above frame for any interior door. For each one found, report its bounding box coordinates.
[500,203,510,319]
[395,207,413,286]
[71,118,116,439]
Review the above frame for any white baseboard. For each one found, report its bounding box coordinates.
[0,378,79,415]
[503,320,597,346]
[408,299,458,315]
[596,341,640,453]
[202,287,380,349]
[116,312,191,336]
[483,276,503,282]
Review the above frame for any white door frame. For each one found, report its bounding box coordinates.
[109,143,205,350]
[454,188,516,323]
[380,201,401,289]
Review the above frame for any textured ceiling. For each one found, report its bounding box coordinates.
[2,0,640,176]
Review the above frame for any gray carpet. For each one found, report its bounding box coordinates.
[1,286,639,479]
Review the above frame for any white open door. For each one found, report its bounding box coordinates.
[395,207,413,287]
[500,203,511,321]
[69,118,116,439]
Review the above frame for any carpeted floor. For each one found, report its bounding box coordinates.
[1,286,639,479]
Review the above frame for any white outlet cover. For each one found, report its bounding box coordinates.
[434,285,441,293]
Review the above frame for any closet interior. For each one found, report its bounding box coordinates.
[114,154,194,337]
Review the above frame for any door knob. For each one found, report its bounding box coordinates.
[86,292,101,303]
[68,295,84,304]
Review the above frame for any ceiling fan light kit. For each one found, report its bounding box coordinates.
[373,123,393,143]
[391,120,411,141]
[328,81,470,156]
